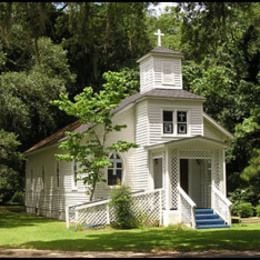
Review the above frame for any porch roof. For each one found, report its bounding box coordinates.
[144,135,229,150]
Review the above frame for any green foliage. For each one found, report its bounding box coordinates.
[109,186,137,229]
[232,202,254,218]
[9,191,24,205]
[57,2,150,92]
[53,69,138,200]
[0,129,23,203]
[177,2,260,199]
[256,205,260,217]
[146,6,182,50]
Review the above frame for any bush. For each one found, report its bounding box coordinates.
[9,191,24,205]
[256,205,260,217]
[109,186,137,229]
[232,202,254,218]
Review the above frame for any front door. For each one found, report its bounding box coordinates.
[153,158,163,189]
[180,159,189,194]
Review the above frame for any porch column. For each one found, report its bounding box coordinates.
[165,146,171,210]
[223,150,227,197]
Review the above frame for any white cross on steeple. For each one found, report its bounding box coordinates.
[154,29,164,47]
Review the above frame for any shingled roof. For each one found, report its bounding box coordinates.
[25,89,205,155]
[24,120,82,154]
[114,88,205,113]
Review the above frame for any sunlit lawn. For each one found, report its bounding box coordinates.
[0,206,259,252]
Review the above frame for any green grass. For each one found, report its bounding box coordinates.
[0,206,260,252]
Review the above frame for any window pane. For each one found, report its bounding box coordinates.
[116,170,122,185]
[163,122,173,134]
[108,170,117,185]
[177,111,187,122]
[177,123,187,134]
[163,111,173,122]
[108,154,123,186]
[117,162,122,168]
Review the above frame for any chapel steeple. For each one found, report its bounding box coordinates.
[137,29,183,93]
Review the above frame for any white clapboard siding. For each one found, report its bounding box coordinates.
[132,100,150,191]
[140,56,182,93]
[204,119,227,142]
[140,56,154,93]
[25,107,137,219]
[148,99,203,144]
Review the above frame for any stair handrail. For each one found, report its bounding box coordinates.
[178,186,196,228]
[212,185,232,225]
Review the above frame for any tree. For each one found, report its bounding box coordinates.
[177,2,260,198]
[0,37,75,149]
[55,2,151,93]
[0,129,23,203]
[53,69,138,200]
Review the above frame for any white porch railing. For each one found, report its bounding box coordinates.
[65,189,165,229]
[212,185,232,225]
[178,186,196,228]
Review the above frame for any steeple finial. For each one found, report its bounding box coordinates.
[154,29,164,47]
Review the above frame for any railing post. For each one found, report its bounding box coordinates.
[159,190,162,226]
[191,207,196,228]
[65,206,70,229]
[75,209,79,228]
[106,204,110,225]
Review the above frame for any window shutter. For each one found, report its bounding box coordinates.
[162,61,174,85]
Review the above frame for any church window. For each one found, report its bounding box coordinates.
[107,153,123,186]
[163,111,174,134]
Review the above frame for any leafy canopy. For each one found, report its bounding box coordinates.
[52,69,138,200]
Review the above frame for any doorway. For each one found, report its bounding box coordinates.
[180,159,211,208]
[180,159,189,194]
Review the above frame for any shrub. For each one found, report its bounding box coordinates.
[109,186,137,229]
[256,205,260,217]
[233,202,254,218]
[9,191,24,205]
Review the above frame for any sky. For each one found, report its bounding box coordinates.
[148,2,178,16]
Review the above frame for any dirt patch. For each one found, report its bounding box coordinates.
[0,249,259,258]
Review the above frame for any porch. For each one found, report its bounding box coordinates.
[148,136,232,228]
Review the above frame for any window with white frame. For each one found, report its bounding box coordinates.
[72,161,78,189]
[30,169,34,191]
[162,110,188,135]
[163,110,174,134]
[107,153,123,186]
[56,161,60,188]
[41,166,45,190]
[177,111,188,134]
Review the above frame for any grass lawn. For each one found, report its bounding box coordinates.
[0,206,259,252]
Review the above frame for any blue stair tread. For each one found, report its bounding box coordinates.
[197,224,230,229]
[196,219,225,225]
[195,208,213,214]
[195,214,219,220]
[195,208,230,229]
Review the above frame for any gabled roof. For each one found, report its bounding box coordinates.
[24,89,205,155]
[203,113,233,139]
[137,47,184,63]
[145,135,229,150]
[24,120,82,155]
[114,88,205,113]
